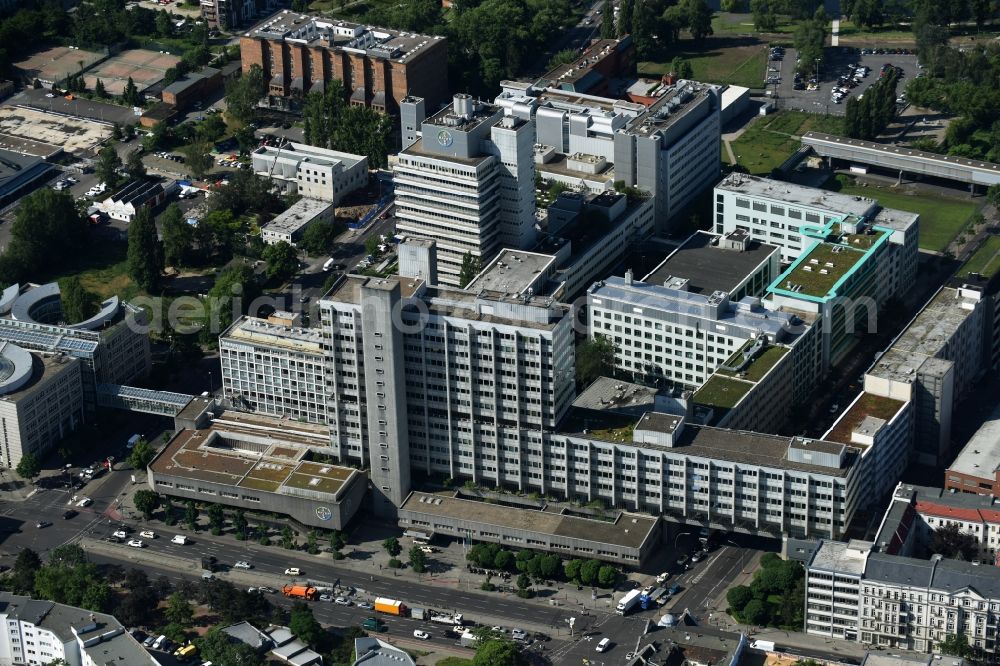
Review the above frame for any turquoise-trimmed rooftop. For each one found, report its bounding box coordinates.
[768,216,893,303]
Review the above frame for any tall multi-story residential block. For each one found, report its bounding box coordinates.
[0,592,158,666]
[866,285,987,466]
[495,80,720,235]
[251,142,368,204]
[241,11,449,113]
[946,401,1000,497]
[951,238,1000,373]
[201,0,280,30]
[804,539,873,640]
[316,274,575,515]
[823,391,912,504]
[714,174,920,277]
[0,344,83,470]
[393,94,537,286]
[0,283,151,415]
[766,211,918,371]
[220,313,327,422]
[587,267,800,390]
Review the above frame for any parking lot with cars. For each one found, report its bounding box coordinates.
[767,47,920,115]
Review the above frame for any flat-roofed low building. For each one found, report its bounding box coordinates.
[946,401,1000,497]
[148,409,366,529]
[251,142,367,204]
[951,236,1000,373]
[261,197,334,246]
[398,490,661,566]
[643,230,781,301]
[0,148,54,204]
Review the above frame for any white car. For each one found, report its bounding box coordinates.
[113,530,128,539]
[413,630,430,640]
[233,561,252,570]
[656,572,671,584]
[76,497,92,507]
[170,535,188,545]
[334,597,351,606]
[284,568,301,576]
[45,93,55,98]
[127,539,144,548]
[139,530,156,539]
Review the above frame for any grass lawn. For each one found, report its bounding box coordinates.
[827,175,979,252]
[711,12,798,36]
[730,111,844,175]
[957,235,1000,279]
[640,38,768,89]
[39,240,139,302]
[835,20,917,47]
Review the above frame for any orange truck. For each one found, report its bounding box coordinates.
[283,585,318,600]
[374,597,407,616]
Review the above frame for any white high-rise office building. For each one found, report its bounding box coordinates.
[394,94,537,286]
[495,80,721,235]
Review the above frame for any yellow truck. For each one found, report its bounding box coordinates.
[374,597,407,616]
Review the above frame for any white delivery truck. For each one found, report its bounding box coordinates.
[616,589,642,615]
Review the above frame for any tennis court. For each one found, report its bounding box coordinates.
[83,49,181,96]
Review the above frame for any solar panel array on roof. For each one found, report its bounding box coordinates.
[104,384,192,406]
[0,327,99,354]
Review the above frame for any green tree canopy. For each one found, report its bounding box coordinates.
[474,638,523,666]
[727,585,753,612]
[409,545,428,573]
[931,523,980,561]
[299,220,343,256]
[383,537,402,557]
[96,145,122,191]
[133,489,159,519]
[226,64,266,124]
[15,452,41,480]
[58,277,100,324]
[161,203,194,267]
[126,207,162,292]
[125,149,146,181]
[183,142,213,180]
[127,438,156,470]
[262,241,300,283]
[459,251,481,288]
[575,335,617,388]
[289,602,324,648]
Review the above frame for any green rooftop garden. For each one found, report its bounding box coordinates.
[694,375,753,410]
[717,344,789,383]
[957,236,1000,280]
[779,243,867,297]
[238,477,282,492]
[586,424,636,443]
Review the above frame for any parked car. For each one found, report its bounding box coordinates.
[62,509,78,519]
[334,597,351,606]
[319,594,334,602]
[36,521,52,528]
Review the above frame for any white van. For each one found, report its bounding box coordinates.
[596,638,611,652]
[152,635,167,650]
[322,258,335,271]
[171,534,188,545]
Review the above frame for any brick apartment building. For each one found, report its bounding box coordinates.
[241,10,448,115]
